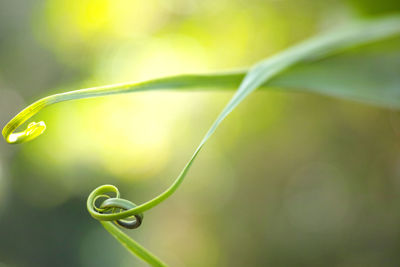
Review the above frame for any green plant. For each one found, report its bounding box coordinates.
[2,15,400,267]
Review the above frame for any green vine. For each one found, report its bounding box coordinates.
[87,184,167,266]
[2,15,400,266]
[1,72,253,267]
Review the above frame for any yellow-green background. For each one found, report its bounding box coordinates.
[0,0,400,266]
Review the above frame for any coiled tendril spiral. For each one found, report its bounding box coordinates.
[87,184,143,229]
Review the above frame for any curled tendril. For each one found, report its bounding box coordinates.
[5,121,46,144]
[87,185,168,266]
[87,184,143,229]
[1,97,49,144]
[1,73,244,145]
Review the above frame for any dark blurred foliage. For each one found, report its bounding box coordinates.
[348,0,400,16]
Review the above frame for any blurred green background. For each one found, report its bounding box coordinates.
[1,0,400,266]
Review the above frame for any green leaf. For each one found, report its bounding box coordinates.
[269,40,400,108]
[209,15,400,133]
